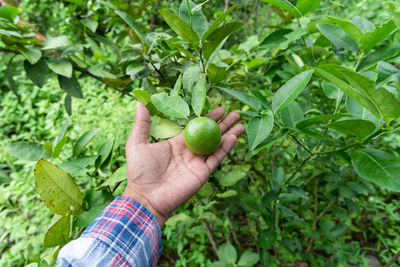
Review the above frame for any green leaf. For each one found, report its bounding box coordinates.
[352,16,375,33]
[151,93,190,118]
[165,213,193,226]
[208,261,228,267]
[215,169,246,187]
[52,136,67,158]
[179,0,209,39]
[73,128,100,157]
[296,113,351,129]
[295,0,320,16]
[133,89,151,104]
[247,110,274,150]
[149,117,182,139]
[352,149,400,192]
[324,15,364,43]
[217,86,262,112]
[42,35,71,50]
[19,47,42,65]
[207,64,227,83]
[95,138,115,169]
[65,94,72,116]
[58,156,96,177]
[34,159,83,215]
[346,96,378,123]
[216,190,237,198]
[47,59,73,78]
[317,23,359,52]
[88,66,117,79]
[182,65,201,91]
[357,41,400,71]
[171,74,182,97]
[192,76,207,116]
[202,4,238,40]
[159,9,199,46]
[376,61,400,87]
[202,22,243,60]
[126,61,145,76]
[115,10,147,50]
[6,142,46,161]
[280,101,304,129]
[58,75,83,98]
[76,189,114,227]
[272,70,314,113]
[24,58,48,88]
[360,19,397,51]
[238,250,260,266]
[43,215,70,248]
[261,0,300,17]
[316,65,400,123]
[99,165,127,188]
[260,29,293,47]
[81,18,98,32]
[0,4,19,21]
[328,119,376,138]
[217,242,237,264]
[6,59,17,97]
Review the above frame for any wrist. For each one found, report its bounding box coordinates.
[122,187,166,227]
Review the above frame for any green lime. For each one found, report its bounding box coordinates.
[184,117,221,155]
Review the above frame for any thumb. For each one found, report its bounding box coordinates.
[128,102,151,145]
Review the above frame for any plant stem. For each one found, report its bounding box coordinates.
[289,133,313,155]
[202,222,219,256]
[186,0,193,27]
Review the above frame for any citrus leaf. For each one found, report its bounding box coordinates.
[191,76,207,116]
[159,9,199,46]
[328,119,376,138]
[151,92,190,118]
[24,59,48,88]
[34,159,83,215]
[58,74,83,98]
[6,142,46,161]
[202,4,238,40]
[217,86,262,112]
[115,10,147,50]
[360,19,397,51]
[202,22,243,60]
[99,165,127,188]
[272,70,314,113]
[352,149,400,192]
[295,113,351,129]
[179,0,209,39]
[248,110,274,150]
[73,128,100,157]
[47,59,72,78]
[95,138,115,169]
[317,23,359,52]
[150,117,182,139]
[19,46,41,65]
[43,215,70,248]
[42,35,71,50]
[238,250,260,266]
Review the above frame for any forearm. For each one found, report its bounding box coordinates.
[57,196,161,267]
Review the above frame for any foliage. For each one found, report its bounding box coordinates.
[1,0,400,266]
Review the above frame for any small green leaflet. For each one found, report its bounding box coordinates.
[272,70,314,113]
[151,93,190,118]
[352,149,400,192]
[247,110,274,150]
[191,76,207,116]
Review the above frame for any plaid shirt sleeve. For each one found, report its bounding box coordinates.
[56,196,162,267]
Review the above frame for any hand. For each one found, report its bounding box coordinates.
[123,103,244,226]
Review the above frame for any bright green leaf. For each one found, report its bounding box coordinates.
[151,93,190,118]
[247,110,274,150]
[192,76,207,116]
[58,75,83,98]
[73,128,100,157]
[6,142,46,161]
[47,59,72,78]
[149,117,182,139]
[43,215,70,248]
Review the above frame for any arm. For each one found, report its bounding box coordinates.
[57,103,244,266]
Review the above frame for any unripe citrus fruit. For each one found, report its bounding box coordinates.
[184,117,221,155]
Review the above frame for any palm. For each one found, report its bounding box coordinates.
[124,103,244,225]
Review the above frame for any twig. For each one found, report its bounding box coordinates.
[224,0,229,12]
[202,222,219,256]
[306,196,339,252]
[225,211,241,248]
[385,249,400,267]
[289,133,313,155]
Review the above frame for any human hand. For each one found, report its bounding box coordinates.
[123,103,244,226]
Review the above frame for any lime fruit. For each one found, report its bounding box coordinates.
[184,117,221,155]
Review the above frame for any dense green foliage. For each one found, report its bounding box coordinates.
[1,0,400,266]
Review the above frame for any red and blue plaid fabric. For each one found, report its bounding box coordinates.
[57,196,161,266]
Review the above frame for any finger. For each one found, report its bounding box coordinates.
[206,107,225,121]
[221,123,245,141]
[127,102,151,145]
[218,112,240,134]
[206,135,237,172]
